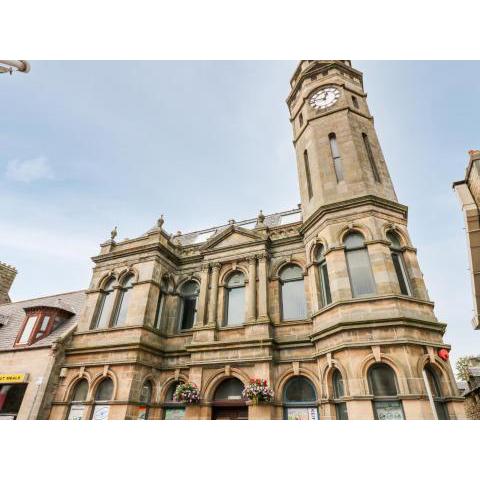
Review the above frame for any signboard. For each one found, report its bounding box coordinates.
[0,374,27,384]
[374,401,404,420]
[92,405,110,420]
[67,405,85,420]
[286,407,318,420]
[164,408,185,420]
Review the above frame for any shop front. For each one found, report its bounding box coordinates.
[0,374,29,420]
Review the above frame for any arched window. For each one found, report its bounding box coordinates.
[112,275,134,327]
[214,378,245,401]
[94,278,115,329]
[154,278,168,330]
[332,369,348,420]
[92,378,114,420]
[387,232,411,296]
[280,264,307,321]
[344,232,376,297]
[179,281,199,330]
[303,149,313,200]
[164,381,186,420]
[138,381,153,420]
[316,245,332,307]
[67,379,88,420]
[423,365,449,420]
[225,272,246,326]
[352,95,359,109]
[329,133,344,182]
[362,133,381,183]
[283,376,318,420]
[368,363,404,420]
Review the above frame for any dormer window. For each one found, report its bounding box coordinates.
[14,306,72,347]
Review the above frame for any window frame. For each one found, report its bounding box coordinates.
[67,378,89,420]
[178,281,200,331]
[423,365,449,420]
[315,245,332,308]
[344,232,376,298]
[362,133,381,183]
[303,149,313,200]
[111,275,134,328]
[93,278,116,330]
[279,264,307,322]
[91,377,114,420]
[328,133,344,182]
[15,307,67,347]
[387,232,412,296]
[224,271,246,327]
[332,369,348,420]
[283,376,319,420]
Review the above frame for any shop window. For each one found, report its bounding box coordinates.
[368,363,405,420]
[91,378,114,420]
[0,383,28,420]
[67,379,88,420]
[283,376,318,420]
[280,264,307,321]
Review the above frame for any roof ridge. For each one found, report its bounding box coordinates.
[7,289,86,306]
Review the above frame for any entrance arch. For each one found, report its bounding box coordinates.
[211,378,248,420]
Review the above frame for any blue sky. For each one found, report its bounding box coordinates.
[1,61,479,365]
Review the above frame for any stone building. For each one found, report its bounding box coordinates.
[0,265,85,419]
[0,262,17,305]
[48,60,464,420]
[453,150,480,329]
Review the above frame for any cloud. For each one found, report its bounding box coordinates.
[5,156,55,183]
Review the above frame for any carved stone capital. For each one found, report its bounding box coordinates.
[210,262,221,271]
[257,252,270,262]
[247,255,257,264]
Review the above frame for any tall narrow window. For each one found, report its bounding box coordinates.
[423,365,449,420]
[368,363,404,420]
[225,271,246,326]
[112,275,134,327]
[352,95,359,109]
[362,133,381,183]
[387,232,412,296]
[344,232,376,297]
[332,369,348,420]
[92,378,114,420]
[67,379,88,420]
[17,316,37,344]
[280,265,307,321]
[179,281,199,330]
[94,278,116,329]
[299,112,304,127]
[316,245,332,307]
[154,281,167,330]
[329,133,344,182]
[303,149,313,200]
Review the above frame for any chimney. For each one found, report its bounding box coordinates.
[0,262,17,304]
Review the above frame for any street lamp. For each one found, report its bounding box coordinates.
[0,60,31,75]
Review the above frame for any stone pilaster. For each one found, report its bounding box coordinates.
[257,253,270,322]
[196,264,210,326]
[247,256,257,322]
[207,262,221,327]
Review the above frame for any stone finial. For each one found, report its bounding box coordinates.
[257,209,265,227]
[156,214,165,229]
[110,226,118,241]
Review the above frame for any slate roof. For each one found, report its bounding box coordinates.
[0,290,86,351]
[147,207,303,247]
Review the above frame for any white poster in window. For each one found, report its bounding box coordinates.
[164,408,185,420]
[68,404,85,420]
[286,407,318,420]
[375,402,404,420]
[92,405,110,420]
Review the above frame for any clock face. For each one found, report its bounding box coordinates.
[310,87,340,110]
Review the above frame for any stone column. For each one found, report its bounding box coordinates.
[196,264,210,326]
[207,263,221,327]
[257,253,270,322]
[247,256,257,322]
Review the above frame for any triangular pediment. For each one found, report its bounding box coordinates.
[200,225,266,251]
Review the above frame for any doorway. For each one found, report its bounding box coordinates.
[211,377,248,420]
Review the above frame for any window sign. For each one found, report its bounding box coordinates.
[164,408,185,420]
[137,405,147,420]
[68,404,85,420]
[92,405,110,420]
[286,407,318,420]
[374,401,404,420]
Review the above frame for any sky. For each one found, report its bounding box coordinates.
[1,60,479,366]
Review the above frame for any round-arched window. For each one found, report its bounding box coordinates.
[92,378,114,420]
[179,281,199,330]
[225,272,246,326]
[164,381,186,420]
[279,264,307,321]
[214,378,245,401]
[387,231,411,296]
[315,245,332,307]
[112,274,134,327]
[94,278,116,329]
[424,365,449,420]
[67,379,89,420]
[332,369,348,420]
[367,363,404,420]
[138,381,153,420]
[283,376,318,420]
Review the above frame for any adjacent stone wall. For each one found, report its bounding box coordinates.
[0,262,17,305]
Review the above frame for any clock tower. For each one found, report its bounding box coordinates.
[287,60,398,223]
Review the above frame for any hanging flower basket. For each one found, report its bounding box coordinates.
[173,382,200,404]
[242,378,274,404]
